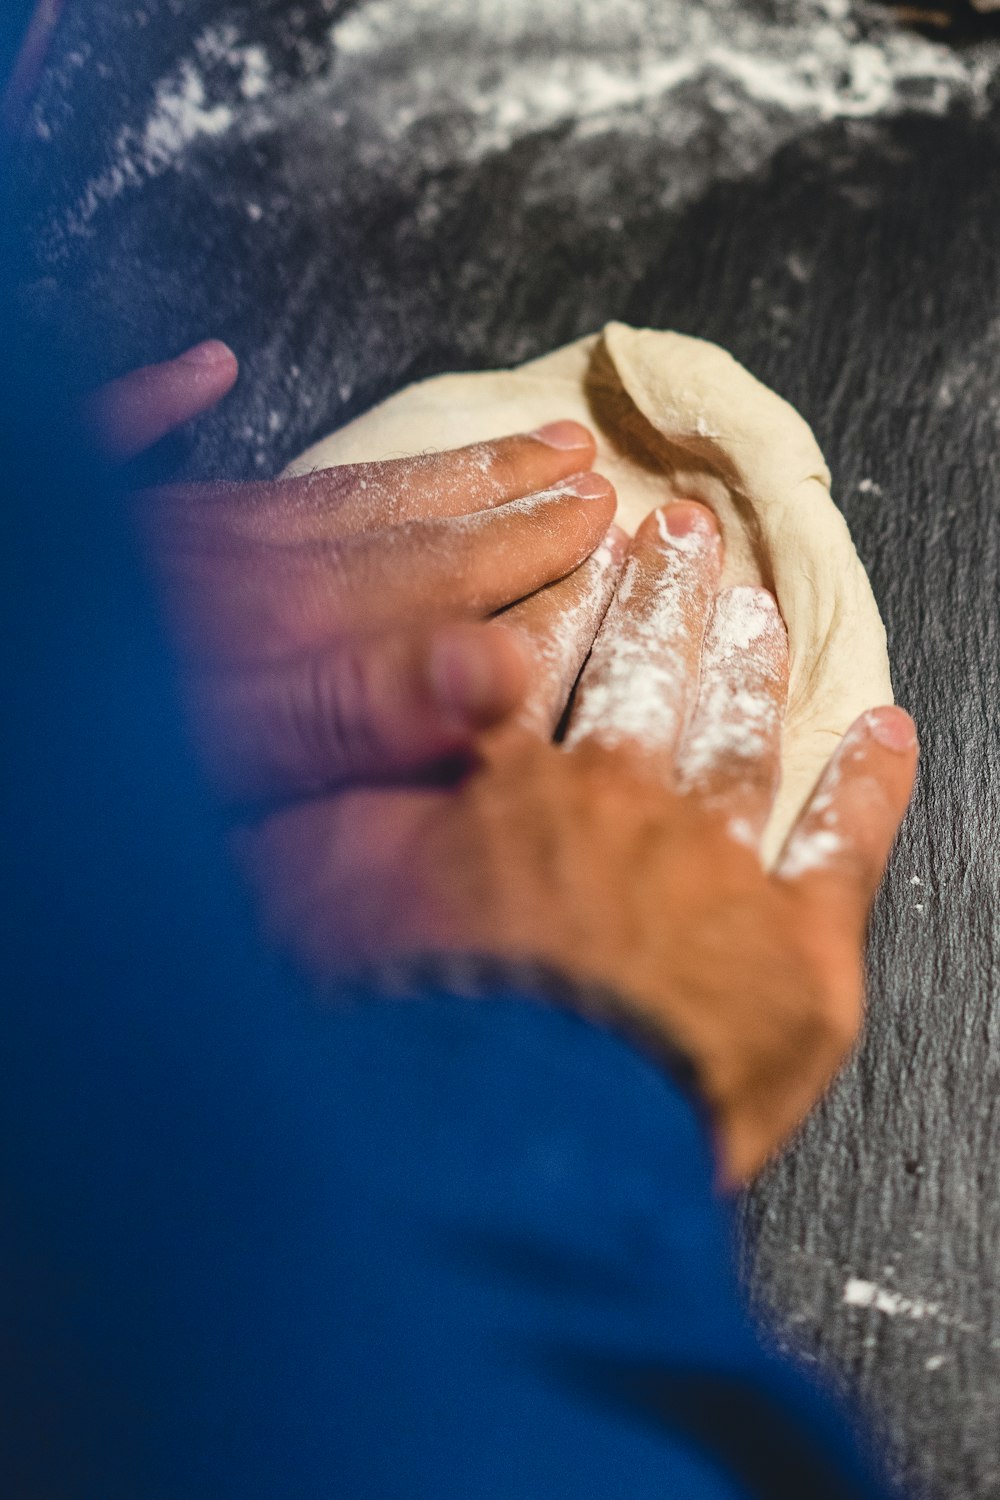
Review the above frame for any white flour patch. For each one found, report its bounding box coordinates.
[62,25,274,235]
[778,824,843,876]
[727,814,757,847]
[325,0,995,203]
[679,586,786,788]
[842,1276,978,1338]
[330,0,991,150]
[844,1276,941,1320]
[706,585,776,655]
[46,2,1000,242]
[566,523,718,754]
[654,508,715,552]
[512,531,623,738]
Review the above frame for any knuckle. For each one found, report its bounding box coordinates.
[453,525,502,610]
[485,438,532,500]
[317,462,369,506]
[290,646,387,783]
[542,492,606,560]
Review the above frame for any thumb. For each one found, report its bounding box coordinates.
[85,340,239,462]
[190,622,530,802]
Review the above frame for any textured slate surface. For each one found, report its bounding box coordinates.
[12,4,1000,1496]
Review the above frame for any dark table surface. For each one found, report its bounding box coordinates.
[12,3,1000,1495]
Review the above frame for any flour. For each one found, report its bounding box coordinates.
[705,584,777,655]
[510,531,624,738]
[60,25,274,235]
[843,1276,942,1320]
[655,508,712,552]
[565,517,718,755]
[328,0,995,164]
[679,585,786,791]
[45,1,1000,244]
[778,824,844,876]
[842,1275,978,1339]
[772,711,854,873]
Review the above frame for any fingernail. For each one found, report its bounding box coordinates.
[661,501,718,537]
[561,471,613,501]
[866,706,917,752]
[178,339,235,368]
[530,420,593,451]
[430,632,502,724]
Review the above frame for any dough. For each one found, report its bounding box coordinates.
[287,323,892,860]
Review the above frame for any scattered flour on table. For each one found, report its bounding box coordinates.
[844,1276,943,1320]
[45,1,1000,241]
[841,1276,979,1340]
[330,0,993,155]
[58,24,273,234]
[320,0,1000,221]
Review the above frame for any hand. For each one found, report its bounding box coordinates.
[140,422,619,799]
[85,339,240,463]
[88,342,621,798]
[240,502,918,1186]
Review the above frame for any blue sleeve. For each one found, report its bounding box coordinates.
[5,978,896,1499]
[208,988,892,1500]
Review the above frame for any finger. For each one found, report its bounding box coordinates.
[299,473,618,649]
[499,524,627,740]
[188,420,599,545]
[330,472,617,632]
[564,501,722,774]
[677,586,789,845]
[86,341,239,462]
[776,706,919,928]
[190,621,529,802]
[166,472,616,664]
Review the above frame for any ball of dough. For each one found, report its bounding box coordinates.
[287,323,893,860]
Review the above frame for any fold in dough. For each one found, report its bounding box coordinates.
[287,322,892,860]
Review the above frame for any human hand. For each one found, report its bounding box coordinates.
[89,342,621,798]
[240,501,917,1186]
[85,338,240,463]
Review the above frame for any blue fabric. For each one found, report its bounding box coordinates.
[3,972,894,1498]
